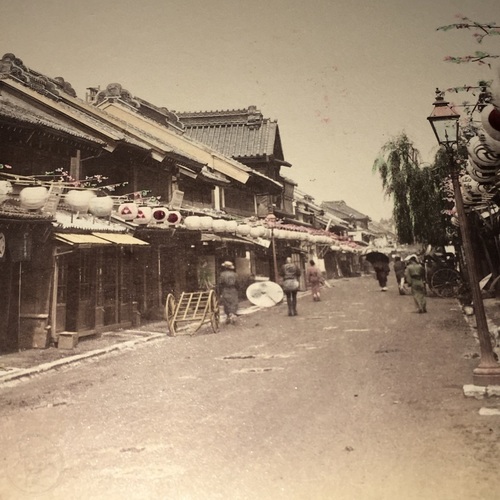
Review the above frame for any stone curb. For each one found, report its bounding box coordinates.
[463,384,500,399]
[0,333,165,385]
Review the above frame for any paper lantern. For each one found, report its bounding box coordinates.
[212,219,227,232]
[467,136,500,168]
[478,129,500,153]
[0,180,12,204]
[225,220,238,233]
[150,207,168,224]
[166,211,182,226]
[118,202,139,220]
[135,206,153,225]
[89,195,113,217]
[481,104,500,142]
[184,215,201,230]
[19,186,49,210]
[199,216,213,230]
[65,189,96,212]
[236,224,251,236]
[250,226,266,238]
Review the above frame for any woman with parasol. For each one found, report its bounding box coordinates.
[365,251,390,292]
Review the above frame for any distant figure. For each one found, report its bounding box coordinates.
[219,261,239,324]
[280,257,301,316]
[393,256,406,295]
[306,260,323,301]
[404,256,427,313]
[372,261,390,291]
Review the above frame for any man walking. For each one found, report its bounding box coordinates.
[404,255,427,313]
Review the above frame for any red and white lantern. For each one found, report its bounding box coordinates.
[118,202,139,220]
[165,210,182,226]
[134,206,153,225]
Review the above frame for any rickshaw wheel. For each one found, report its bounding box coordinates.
[209,290,220,333]
[165,293,177,335]
[430,268,462,298]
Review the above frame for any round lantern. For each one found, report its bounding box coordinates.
[212,219,227,232]
[0,180,13,204]
[89,195,113,217]
[65,189,96,212]
[118,202,139,220]
[478,129,500,153]
[135,206,153,225]
[467,136,500,168]
[19,186,49,210]
[151,207,168,224]
[166,211,182,226]
[184,215,202,230]
[250,226,266,238]
[481,104,500,142]
[236,224,251,236]
[225,220,238,233]
[199,216,213,230]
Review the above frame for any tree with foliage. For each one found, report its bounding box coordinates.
[373,133,450,246]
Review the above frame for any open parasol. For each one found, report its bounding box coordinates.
[364,251,390,264]
[246,281,284,307]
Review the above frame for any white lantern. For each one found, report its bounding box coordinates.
[199,216,213,230]
[89,195,113,217]
[166,211,182,226]
[184,215,201,230]
[212,219,227,232]
[0,180,13,204]
[225,220,238,233]
[135,206,153,225]
[65,189,96,212]
[19,186,49,210]
[236,224,251,236]
[151,207,168,224]
[118,202,139,220]
[250,226,266,238]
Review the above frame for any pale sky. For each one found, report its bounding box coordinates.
[1,0,499,221]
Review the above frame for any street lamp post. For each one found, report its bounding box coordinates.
[428,90,500,386]
[265,213,280,283]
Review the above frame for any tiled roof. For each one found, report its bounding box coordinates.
[177,106,280,159]
[0,52,77,99]
[93,83,185,132]
[321,200,370,221]
[0,98,106,145]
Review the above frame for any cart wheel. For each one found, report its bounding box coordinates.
[431,268,462,298]
[209,290,220,333]
[165,293,177,335]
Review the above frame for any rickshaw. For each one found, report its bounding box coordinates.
[423,252,463,298]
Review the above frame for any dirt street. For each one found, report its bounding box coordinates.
[1,275,500,500]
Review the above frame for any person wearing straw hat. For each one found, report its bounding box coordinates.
[219,261,239,324]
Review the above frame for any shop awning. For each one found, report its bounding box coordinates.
[200,233,256,245]
[55,232,149,246]
[55,233,113,246]
[92,233,149,246]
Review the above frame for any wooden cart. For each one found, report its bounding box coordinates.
[165,290,220,336]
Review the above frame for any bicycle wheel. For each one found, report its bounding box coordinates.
[431,268,462,298]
